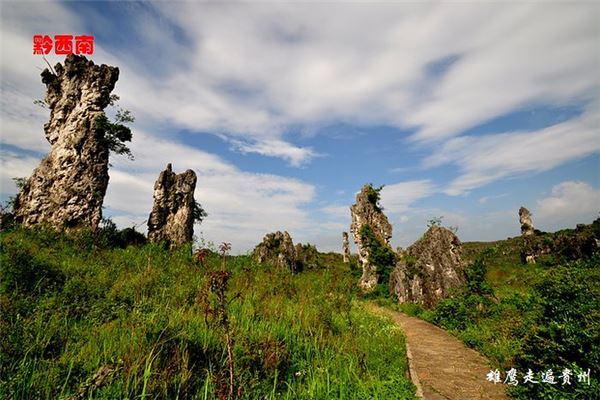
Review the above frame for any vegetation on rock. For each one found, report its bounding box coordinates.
[359,224,396,287]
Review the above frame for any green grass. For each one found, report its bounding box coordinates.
[0,226,416,399]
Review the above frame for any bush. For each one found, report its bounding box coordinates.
[364,184,385,212]
[96,218,146,249]
[511,254,600,399]
[0,236,64,295]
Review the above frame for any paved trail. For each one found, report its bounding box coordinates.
[370,305,507,400]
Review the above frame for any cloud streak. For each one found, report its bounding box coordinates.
[425,106,600,195]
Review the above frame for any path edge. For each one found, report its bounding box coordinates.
[405,340,425,399]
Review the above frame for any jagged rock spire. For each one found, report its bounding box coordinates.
[350,184,393,292]
[519,206,535,236]
[14,55,119,230]
[147,163,197,248]
[342,231,350,263]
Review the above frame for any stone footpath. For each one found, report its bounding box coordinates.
[370,305,507,400]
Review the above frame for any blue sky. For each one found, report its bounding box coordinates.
[1,1,599,253]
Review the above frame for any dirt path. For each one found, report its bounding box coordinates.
[369,304,507,400]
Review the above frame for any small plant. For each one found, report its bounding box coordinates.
[199,242,237,399]
[193,200,208,224]
[427,216,443,228]
[365,183,385,212]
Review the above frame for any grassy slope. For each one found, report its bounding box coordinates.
[0,227,416,400]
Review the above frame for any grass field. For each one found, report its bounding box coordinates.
[0,226,416,400]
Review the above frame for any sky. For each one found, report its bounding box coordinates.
[1,1,599,254]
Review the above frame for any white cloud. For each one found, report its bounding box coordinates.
[380,180,436,214]
[4,2,597,169]
[404,3,599,141]
[229,138,317,167]
[1,2,598,252]
[535,181,600,230]
[320,205,350,220]
[478,193,508,204]
[102,132,317,253]
[425,107,600,195]
[0,151,40,195]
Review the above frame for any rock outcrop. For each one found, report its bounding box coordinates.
[350,184,393,292]
[13,55,119,230]
[295,243,320,271]
[519,207,534,236]
[342,232,350,263]
[254,231,297,270]
[390,225,466,308]
[522,218,600,264]
[519,206,542,263]
[147,164,197,247]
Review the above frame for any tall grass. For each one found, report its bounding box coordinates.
[0,226,416,399]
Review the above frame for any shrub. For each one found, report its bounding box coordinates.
[0,236,64,295]
[514,254,600,400]
[364,183,385,212]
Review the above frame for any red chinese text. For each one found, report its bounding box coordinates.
[33,34,95,55]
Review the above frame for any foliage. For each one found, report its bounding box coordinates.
[295,243,321,272]
[364,183,385,212]
[510,254,600,399]
[96,218,146,248]
[427,216,443,228]
[94,106,134,160]
[0,226,416,399]
[193,200,208,224]
[33,99,48,109]
[0,202,15,231]
[465,258,495,298]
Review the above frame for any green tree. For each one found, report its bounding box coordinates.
[94,104,135,160]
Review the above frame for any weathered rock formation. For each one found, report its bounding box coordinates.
[254,231,297,270]
[519,206,535,236]
[519,206,542,263]
[342,232,350,263]
[390,225,466,308]
[350,184,393,292]
[295,243,320,271]
[147,164,197,247]
[254,233,322,272]
[13,55,119,230]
